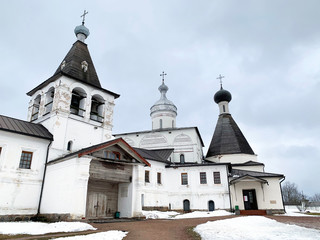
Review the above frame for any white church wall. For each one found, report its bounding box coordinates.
[40,157,91,219]
[232,165,265,172]
[0,131,50,216]
[230,178,284,211]
[166,165,230,211]
[209,153,258,164]
[117,128,204,164]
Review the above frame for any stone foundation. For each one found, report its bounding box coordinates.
[0,213,71,222]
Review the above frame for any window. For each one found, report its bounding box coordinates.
[0,147,2,155]
[31,95,41,121]
[223,105,226,112]
[157,172,162,184]
[67,141,73,151]
[70,88,86,117]
[19,151,33,169]
[90,95,105,123]
[200,172,207,184]
[44,88,54,114]
[180,154,185,164]
[181,173,188,185]
[145,170,150,183]
[213,172,221,184]
[104,151,120,160]
[160,119,163,129]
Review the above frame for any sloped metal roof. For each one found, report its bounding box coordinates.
[0,115,53,140]
[231,169,284,178]
[206,114,255,158]
[134,148,173,163]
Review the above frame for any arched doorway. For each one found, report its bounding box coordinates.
[183,199,190,212]
[208,200,215,211]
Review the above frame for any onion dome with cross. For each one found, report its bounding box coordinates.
[214,74,232,115]
[74,10,90,42]
[150,72,177,130]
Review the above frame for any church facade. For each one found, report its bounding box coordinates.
[0,20,284,221]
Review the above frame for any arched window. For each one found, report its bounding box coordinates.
[31,95,41,121]
[45,87,54,114]
[70,88,86,117]
[67,141,73,151]
[180,154,185,164]
[223,105,226,113]
[90,95,104,122]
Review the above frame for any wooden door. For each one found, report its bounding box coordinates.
[87,192,108,218]
[243,189,258,210]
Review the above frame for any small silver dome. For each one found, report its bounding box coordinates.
[150,81,177,116]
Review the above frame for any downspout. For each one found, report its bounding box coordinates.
[227,164,232,212]
[37,140,52,215]
[279,176,286,213]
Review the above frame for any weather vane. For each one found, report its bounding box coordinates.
[217,74,225,87]
[160,71,167,83]
[81,10,88,25]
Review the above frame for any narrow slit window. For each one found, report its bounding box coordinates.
[145,170,150,183]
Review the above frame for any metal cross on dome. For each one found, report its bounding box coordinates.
[217,74,225,87]
[81,10,89,24]
[160,71,167,83]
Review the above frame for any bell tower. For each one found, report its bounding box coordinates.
[26,15,119,158]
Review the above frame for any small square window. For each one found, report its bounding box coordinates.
[214,172,221,184]
[145,170,150,183]
[157,172,162,184]
[181,173,188,185]
[200,172,207,184]
[19,151,33,169]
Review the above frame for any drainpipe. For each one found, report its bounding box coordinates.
[279,176,286,213]
[37,140,52,215]
[227,164,232,212]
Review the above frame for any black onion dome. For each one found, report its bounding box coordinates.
[214,87,232,103]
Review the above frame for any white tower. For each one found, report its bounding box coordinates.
[150,72,177,130]
[26,20,119,159]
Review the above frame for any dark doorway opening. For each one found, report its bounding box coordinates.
[242,189,258,210]
[208,200,215,211]
[183,199,190,212]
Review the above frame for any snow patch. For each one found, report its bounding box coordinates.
[195,216,320,240]
[0,222,96,235]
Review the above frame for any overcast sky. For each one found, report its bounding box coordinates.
[1,1,319,196]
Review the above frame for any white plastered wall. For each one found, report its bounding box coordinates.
[230,178,284,210]
[0,131,50,215]
[40,157,91,219]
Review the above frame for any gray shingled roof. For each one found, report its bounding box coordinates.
[0,115,53,140]
[134,148,173,163]
[206,114,254,158]
[27,41,119,98]
[54,40,101,88]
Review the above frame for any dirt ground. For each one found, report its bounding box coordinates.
[4,215,320,240]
